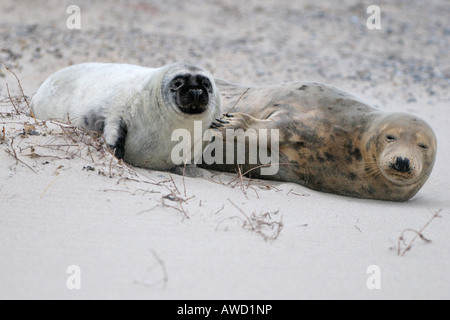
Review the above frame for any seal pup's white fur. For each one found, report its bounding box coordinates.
[31,62,221,170]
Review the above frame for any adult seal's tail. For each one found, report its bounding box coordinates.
[31,62,221,170]
[204,80,437,202]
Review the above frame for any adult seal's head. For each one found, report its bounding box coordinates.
[363,112,437,199]
[160,63,220,117]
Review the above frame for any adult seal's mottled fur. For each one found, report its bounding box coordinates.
[31,62,221,170]
[205,80,437,202]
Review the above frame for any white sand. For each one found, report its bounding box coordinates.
[1,0,449,300]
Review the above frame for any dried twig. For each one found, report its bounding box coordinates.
[160,189,193,221]
[226,199,284,242]
[168,173,180,195]
[136,205,163,215]
[134,249,169,289]
[182,163,187,197]
[237,166,248,198]
[150,249,168,289]
[102,188,156,196]
[398,209,443,256]
[40,177,60,198]
[4,138,37,174]
[228,199,252,224]
[5,83,20,115]
[221,88,250,118]
[213,204,225,215]
[161,196,189,220]
[0,60,34,117]
[0,126,5,144]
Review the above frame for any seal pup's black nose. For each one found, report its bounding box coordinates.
[188,88,205,104]
[392,157,411,173]
[177,75,210,114]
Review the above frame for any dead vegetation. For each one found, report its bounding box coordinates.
[396,209,443,256]
[216,199,284,242]
[1,60,31,115]
[0,126,5,144]
[205,165,283,201]
[134,249,169,290]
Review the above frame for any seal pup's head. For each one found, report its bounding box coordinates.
[365,112,437,199]
[160,63,220,118]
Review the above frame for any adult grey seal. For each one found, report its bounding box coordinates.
[31,62,221,170]
[204,80,437,202]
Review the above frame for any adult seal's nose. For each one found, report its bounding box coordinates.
[392,157,411,173]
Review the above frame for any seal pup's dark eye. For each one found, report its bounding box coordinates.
[386,134,398,142]
[202,78,212,90]
[171,78,185,91]
[418,143,429,151]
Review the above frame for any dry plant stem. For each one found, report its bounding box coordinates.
[57,125,78,143]
[109,156,114,178]
[291,192,310,197]
[5,143,37,174]
[213,204,225,215]
[227,162,297,188]
[161,188,192,220]
[23,153,71,160]
[222,88,250,118]
[168,173,180,195]
[136,204,163,215]
[119,176,164,186]
[1,126,5,143]
[5,83,20,115]
[204,176,230,187]
[134,250,169,289]
[399,208,443,256]
[182,163,187,198]
[226,199,283,241]
[162,196,189,220]
[242,162,301,177]
[150,249,169,289]
[205,172,275,196]
[228,198,252,225]
[88,147,96,162]
[237,166,248,198]
[0,60,38,122]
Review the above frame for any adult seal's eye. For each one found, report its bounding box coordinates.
[386,134,398,142]
[171,78,185,91]
[419,143,429,150]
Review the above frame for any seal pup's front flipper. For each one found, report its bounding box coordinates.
[105,117,128,160]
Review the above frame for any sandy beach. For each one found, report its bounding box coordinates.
[0,0,449,299]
